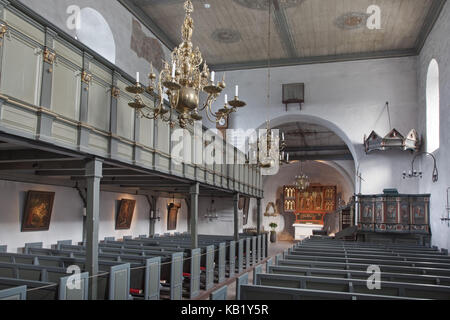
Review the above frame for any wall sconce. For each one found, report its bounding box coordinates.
[441,187,450,227]
[402,152,438,183]
[150,208,161,222]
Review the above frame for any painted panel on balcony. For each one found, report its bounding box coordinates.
[51,57,81,120]
[87,78,111,132]
[3,9,45,44]
[138,95,154,147]
[0,32,42,105]
[156,118,170,154]
[117,94,135,140]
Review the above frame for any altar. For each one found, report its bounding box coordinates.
[293,223,324,240]
[284,185,337,239]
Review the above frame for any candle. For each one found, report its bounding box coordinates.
[172,63,176,78]
[225,94,228,104]
[211,71,215,83]
[287,153,289,162]
[235,85,239,97]
[282,132,285,141]
[136,72,140,83]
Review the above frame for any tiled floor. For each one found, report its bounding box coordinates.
[195,240,295,300]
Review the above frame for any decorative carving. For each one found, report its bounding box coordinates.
[211,28,241,44]
[0,23,8,45]
[43,48,56,65]
[264,202,279,217]
[364,128,421,153]
[111,86,120,99]
[81,70,92,85]
[335,12,369,30]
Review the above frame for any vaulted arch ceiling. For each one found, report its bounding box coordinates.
[120,0,446,70]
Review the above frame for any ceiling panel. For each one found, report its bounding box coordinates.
[121,0,444,70]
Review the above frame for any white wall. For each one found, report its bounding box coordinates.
[197,197,243,236]
[212,56,421,195]
[0,180,194,252]
[18,0,170,77]
[417,1,450,250]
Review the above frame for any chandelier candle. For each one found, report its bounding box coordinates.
[126,0,246,128]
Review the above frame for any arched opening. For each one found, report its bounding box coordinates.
[76,8,116,64]
[257,117,356,241]
[426,59,440,153]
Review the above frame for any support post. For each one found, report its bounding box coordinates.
[257,198,262,235]
[190,183,199,249]
[146,195,157,237]
[85,158,103,300]
[234,193,240,241]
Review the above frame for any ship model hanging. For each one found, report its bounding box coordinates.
[363,102,421,154]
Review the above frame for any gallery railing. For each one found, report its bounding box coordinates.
[0,0,262,197]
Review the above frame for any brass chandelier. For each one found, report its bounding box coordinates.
[126,0,246,128]
[294,161,310,191]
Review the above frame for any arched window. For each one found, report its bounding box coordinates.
[76,8,116,64]
[426,59,440,153]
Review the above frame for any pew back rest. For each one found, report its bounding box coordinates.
[59,272,89,300]
[239,285,427,300]
[0,285,27,300]
[170,252,184,300]
[235,273,249,300]
[253,265,263,285]
[109,263,131,300]
[145,257,161,300]
[210,285,228,300]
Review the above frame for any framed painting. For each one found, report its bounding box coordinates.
[21,191,55,232]
[115,199,136,230]
[167,202,181,231]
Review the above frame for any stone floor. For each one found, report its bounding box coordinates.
[195,240,295,300]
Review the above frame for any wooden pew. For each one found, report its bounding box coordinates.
[4,250,140,300]
[253,265,263,285]
[0,262,90,300]
[268,264,450,286]
[210,285,228,300]
[255,273,450,299]
[290,248,450,263]
[278,258,450,277]
[239,285,427,300]
[245,238,251,269]
[0,285,26,300]
[284,253,450,270]
[31,248,174,300]
[235,273,249,300]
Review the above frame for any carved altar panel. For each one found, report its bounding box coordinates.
[283,185,337,225]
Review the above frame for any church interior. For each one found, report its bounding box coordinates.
[0,0,449,302]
